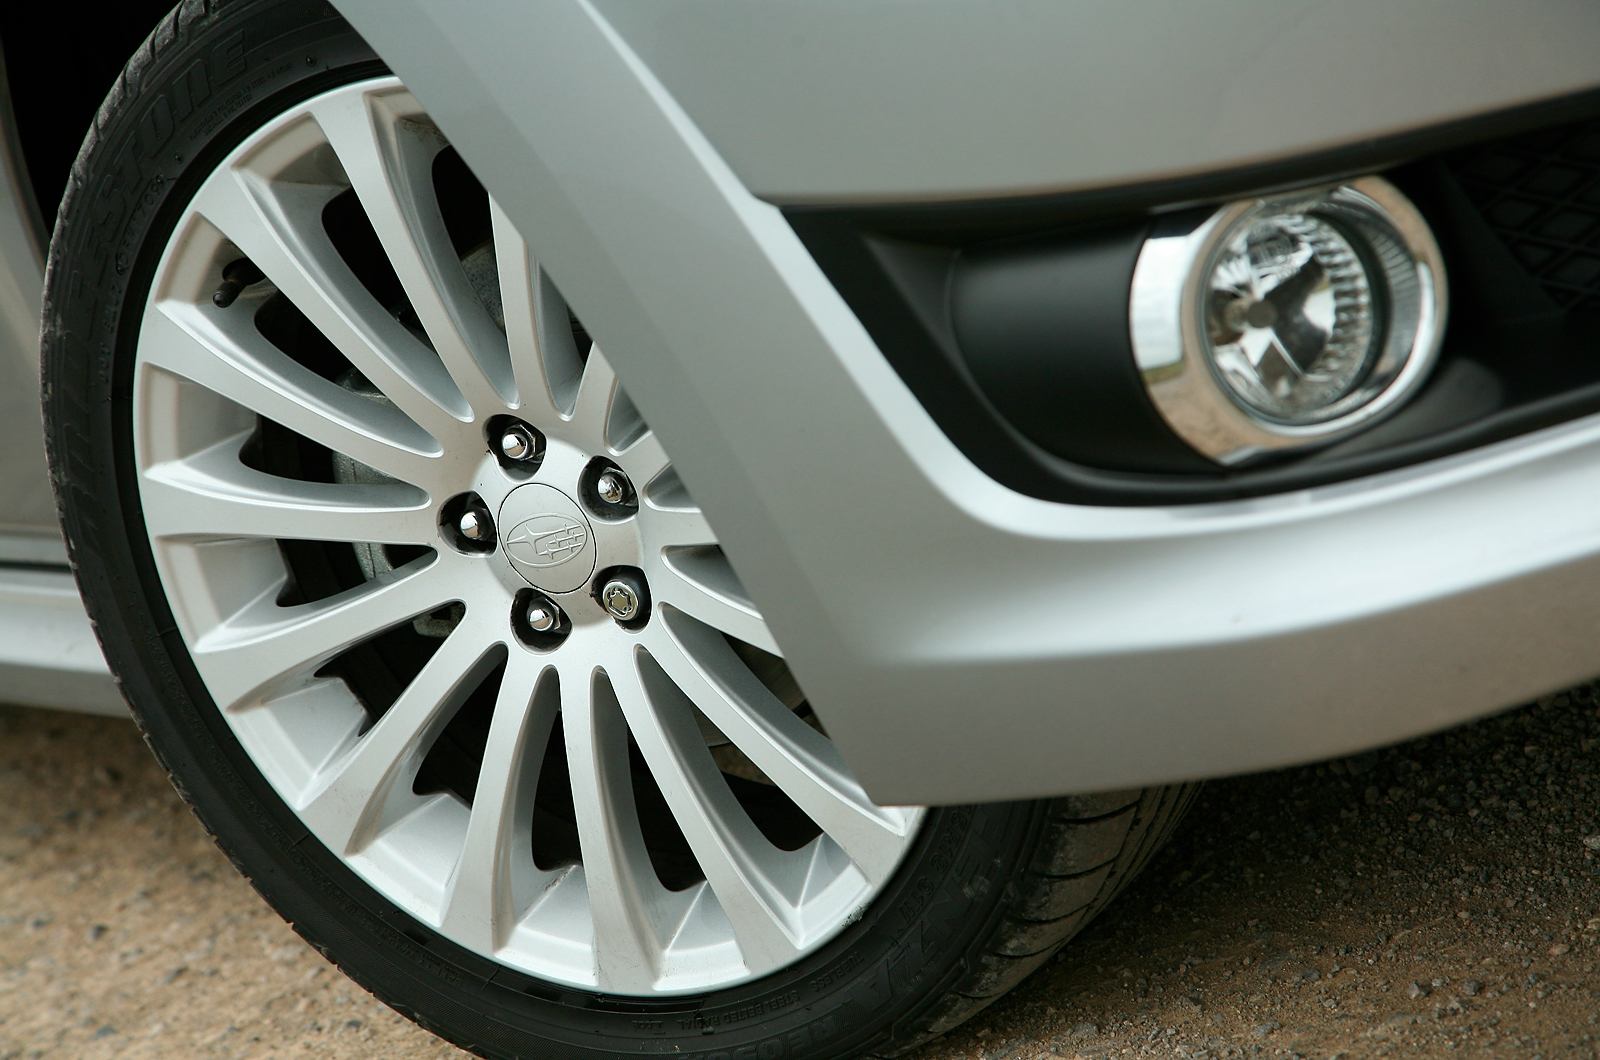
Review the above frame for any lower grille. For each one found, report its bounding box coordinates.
[1447,118,1600,311]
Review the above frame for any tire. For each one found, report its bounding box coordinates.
[40,3,1197,1058]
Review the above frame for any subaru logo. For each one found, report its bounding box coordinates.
[506,514,588,568]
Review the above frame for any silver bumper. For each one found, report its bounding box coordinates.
[334,0,1600,803]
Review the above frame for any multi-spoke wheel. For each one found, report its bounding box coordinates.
[42,3,1195,1057]
[134,72,924,992]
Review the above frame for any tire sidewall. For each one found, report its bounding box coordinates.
[42,4,1046,1059]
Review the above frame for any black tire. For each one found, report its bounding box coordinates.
[40,3,1198,1057]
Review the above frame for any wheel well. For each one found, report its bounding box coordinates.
[1,1,176,236]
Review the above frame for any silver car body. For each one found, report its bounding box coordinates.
[7,1,1600,787]
[0,55,119,714]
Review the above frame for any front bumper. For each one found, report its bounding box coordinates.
[335,0,1600,804]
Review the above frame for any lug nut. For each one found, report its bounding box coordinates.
[584,462,637,517]
[459,509,489,540]
[499,424,537,461]
[595,568,648,626]
[513,590,569,648]
[596,471,628,505]
[444,493,497,553]
[600,579,641,621]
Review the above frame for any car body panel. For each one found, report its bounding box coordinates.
[328,0,1600,805]
[591,0,1600,204]
[0,566,122,715]
[0,47,116,711]
[0,50,65,565]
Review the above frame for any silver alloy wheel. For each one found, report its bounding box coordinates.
[130,77,921,995]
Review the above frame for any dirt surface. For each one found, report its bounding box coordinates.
[3,688,1600,1059]
[0,703,462,1060]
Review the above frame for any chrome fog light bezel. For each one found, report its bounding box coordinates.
[1130,176,1447,465]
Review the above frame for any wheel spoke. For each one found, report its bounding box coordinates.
[438,655,560,950]
[562,665,664,992]
[654,546,779,654]
[142,435,434,545]
[643,505,717,549]
[619,649,803,970]
[141,303,443,489]
[491,200,582,422]
[650,612,913,884]
[299,627,506,855]
[191,556,458,710]
[567,347,619,452]
[618,433,674,495]
[310,86,514,416]
[192,168,471,438]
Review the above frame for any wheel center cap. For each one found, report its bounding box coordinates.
[498,484,597,594]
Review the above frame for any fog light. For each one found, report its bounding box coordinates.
[1130,177,1446,464]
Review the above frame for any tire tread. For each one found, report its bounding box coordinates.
[896,783,1200,1049]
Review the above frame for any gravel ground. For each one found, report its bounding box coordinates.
[3,687,1600,1059]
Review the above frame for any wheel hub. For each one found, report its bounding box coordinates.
[498,483,598,594]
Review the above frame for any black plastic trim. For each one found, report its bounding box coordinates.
[786,85,1600,506]
[948,219,1217,474]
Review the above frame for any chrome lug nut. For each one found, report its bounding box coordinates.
[595,568,649,627]
[600,579,641,621]
[458,509,488,540]
[583,461,637,517]
[513,590,567,648]
[596,470,628,505]
[499,424,537,461]
[444,493,496,552]
[526,601,560,632]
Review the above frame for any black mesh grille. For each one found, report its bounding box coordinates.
[1447,118,1600,310]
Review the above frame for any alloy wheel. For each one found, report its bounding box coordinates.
[130,76,921,995]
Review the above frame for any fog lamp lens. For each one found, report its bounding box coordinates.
[1130,177,1446,464]
[1205,212,1376,423]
